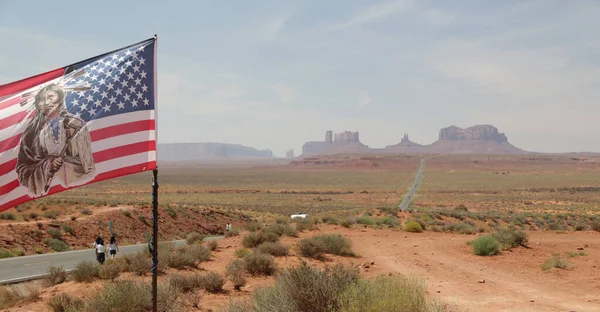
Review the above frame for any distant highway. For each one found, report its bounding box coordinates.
[0,236,223,285]
[398,157,427,211]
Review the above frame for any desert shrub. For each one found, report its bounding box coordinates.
[256,242,289,257]
[322,216,339,225]
[0,212,17,220]
[381,216,401,227]
[0,282,42,309]
[357,216,376,226]
[44,211,59,219]
[206,239,218,251]
[591,221,600,232]
[185,232,205,245]
[276,262,360,312]
[276,216,290,224]
[121,209,132,218]
[0,248,15,259]
[85,280,180,312]
[100,259,126,280]
[264,223,298,237]
[61,224,73,236]
[11,248,25,256]
[298,234,354,259]
[470,235,501,256]
[169,274,203,293]
[45,266,68,286]
[455,204,468,212]
[199,271,225,293]
[138,215,149,226]
[29,212,39,219]
[44,238,70,252]
[541,253,569,271]
[242,231,279,248]
[34,247,45,254]
[166,206,177,218]
[404,221,423,233]
[46,227,62,240]
[244,252,277,276]
[246,221,263,232]
[574,224,587,231]
[235,248,251,258]
[225,227,240,237]
[48,293,85,312]
[160,245,196,269]
[442,222,476,234]
[338,274,445,312]
[226,259,248,290]
[81,208,92,215]
[70,216,77,221]
[492,228,528,249]
[341,218,356,228]
[72,260,100,283]
[294,218,314,231]
[124,252,152,275]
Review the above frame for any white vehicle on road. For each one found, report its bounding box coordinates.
[290,213,308,219]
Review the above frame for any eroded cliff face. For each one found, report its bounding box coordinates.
[438,125,508,143]
[302,130,368,156]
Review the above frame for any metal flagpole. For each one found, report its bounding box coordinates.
[152,168,159,312]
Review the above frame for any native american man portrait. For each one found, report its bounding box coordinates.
[16,83,96,197]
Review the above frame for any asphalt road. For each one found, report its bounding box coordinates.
[0,236,223,285]
[398,157,427,211]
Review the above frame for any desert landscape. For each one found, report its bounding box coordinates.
[0,153,599,311]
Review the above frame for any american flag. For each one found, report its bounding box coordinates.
[0,37,157,212]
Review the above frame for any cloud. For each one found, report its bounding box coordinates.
[270,83,298,103]
[357,91,372,108]
[327,0,415,31]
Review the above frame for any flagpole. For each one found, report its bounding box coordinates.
[151,33,159,312]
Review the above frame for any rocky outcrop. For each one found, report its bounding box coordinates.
[286,149,295,158]
[158,143,273,162]
[302,130,368,156]
[438,125,508,143]
[386,134,423,148]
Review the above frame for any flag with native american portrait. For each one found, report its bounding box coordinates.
[0,37,157,212]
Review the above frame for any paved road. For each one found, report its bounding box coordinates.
[0,236,223,285]
[398,157,427,211]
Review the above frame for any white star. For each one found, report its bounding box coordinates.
[139,57,146,65]
[125,49,132,56]
[90,65,98,72]
[86,94,94,102]
[127,72,134,80]
[72,98,79,106]
[136,91,143,99]
[92,85,100,94]
[132,64,140,72]
[125,60,132,68]
[131,99,139,107]
[108,96,117,104]
[124,94,131,101]
[117,102,125,110]
[98,78,106,86]
[111,62,119,68]
[128,86,136,94]
[106,82,115,91]
[134,78,142,85]
[112,54,119,60]
[73,112,82,119]
[89,108,97,116]
[83,71,91,78]
[103,104,111,112]
[138,46,145,52]
[115,88,123,96]
[140,71,147,79]
[118,56,125,63]
[101,91,108,99]
[90,74,98,82]
[132,51,139,59]
[80,103,88,111]
[143,98,150,106]
[141,84,148,92]
[103,59,112,66]
[94,99,103,107]
[119,67,127,75]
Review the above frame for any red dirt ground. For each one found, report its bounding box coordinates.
[7,225,600,312]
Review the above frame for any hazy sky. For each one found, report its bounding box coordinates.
[1,0,599,156]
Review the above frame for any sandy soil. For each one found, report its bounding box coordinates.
[6,225,600,312]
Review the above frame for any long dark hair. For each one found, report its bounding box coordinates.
[110,236,116,244]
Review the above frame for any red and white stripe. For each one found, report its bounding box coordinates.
[0,78,156,213]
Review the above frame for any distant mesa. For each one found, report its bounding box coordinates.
[158,143,273,162]
[437,125,508,143]
[302,130,369,156]
[286,149,295,158]
[386,133,423,149]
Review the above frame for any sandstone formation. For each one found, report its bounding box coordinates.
[302,130,368,156]
[438,125,508,143]
[158,143,273,162]
[386,134,423,149]
[286,149,295,158]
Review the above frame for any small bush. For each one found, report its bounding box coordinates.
[100,259,126,280]
[185,232,205,245]
[29,212,39,219]
[61,225,73,236]
[381,216,401,227]
[404,221,423,233]
[341,218,356,228]
[0,248,15,259]
[235,248,250,258]
[591,221,600,232]
[0,282,41,309]
[275,216,290,224]
[357,216,376,226]
[492,228,528,250]
[121,210,132,218]
[470,235,501,256]
[45,266,68,286]
[85,280,180,312]
[46,228,62,240]
[48,293,85,312]
[34,247,45,254]
[256,242,289,257]
[298,234,355,259]
[574,224,587,231]
[322,216,339,225]
[186,244,211,263]
[71,260,100,283]
[124,252,151,276]
[264,223,298,237]
[44,238,70,252]
[207,240,218,251]
[199,272,225,293]
[138,215,149,226]
[44,211,59,219]
[244,252,277,276]
[541,253,569,271]
[0,212,17,220]
[167,207,177,218]
[225,228,240,237]
[70,216,77,221]
[161,246,196,270]
[455,204,468,212]
[226,259,247,290]
[169,274,202,293]
[81,208,92,215]
[246,221,263,232]
[242,231,279,248]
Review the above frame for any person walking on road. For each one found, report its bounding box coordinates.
[109,236,119,259]
[96,240,106,265]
